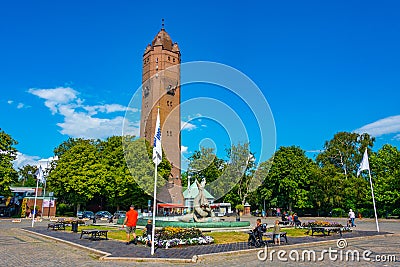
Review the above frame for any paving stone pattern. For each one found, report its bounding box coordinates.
[28,226,389,259]
[1,218,399,266]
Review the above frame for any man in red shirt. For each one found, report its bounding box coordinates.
[123,205,138,245]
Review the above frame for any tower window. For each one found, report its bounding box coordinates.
[173,58,175,62]
[168,56,170,61]
[156,57,158,63]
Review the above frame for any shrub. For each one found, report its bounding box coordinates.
[56,203,73,216]
[235,204,244,212]
[357,208,374,218]
[331,208,345,217]
[391,208,400,216]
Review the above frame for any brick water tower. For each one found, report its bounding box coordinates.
[140,21,183,205]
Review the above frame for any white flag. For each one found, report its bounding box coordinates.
[34,165,45,184]
[152,109,162,166]
[357,148,370,177]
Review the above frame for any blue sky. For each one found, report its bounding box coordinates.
[1,0,399,169]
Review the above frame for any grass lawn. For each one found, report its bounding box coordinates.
[270,227,309,237]
[207,231,249,244]
[66,225,308,244]
[64,225,144,242]
[208,228,309,244]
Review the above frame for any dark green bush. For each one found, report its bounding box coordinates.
[331,208,346,217]
[391,208,400,216]
[56,203,73,216]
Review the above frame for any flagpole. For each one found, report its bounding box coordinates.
[151,163,157,255]
[31,176,39,227]
[368,169,380,232]
[151,107,161,255]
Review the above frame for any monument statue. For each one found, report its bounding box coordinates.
[180,178,219,223]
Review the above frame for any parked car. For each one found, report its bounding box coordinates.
[78,211,95,220]
[95,211,113,223]
[77,210,83,218]
[113,210,126,220]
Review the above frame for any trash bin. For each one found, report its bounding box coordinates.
[71,221,78,232]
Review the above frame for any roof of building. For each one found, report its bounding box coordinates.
[182,180,215,200]
[149,28,180,53]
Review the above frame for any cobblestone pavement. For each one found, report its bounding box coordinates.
[1,218,399,266]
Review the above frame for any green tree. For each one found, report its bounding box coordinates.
[123,137,168,200]
[260,146,315,211]
[187,147,224,186]
[221,143,255,205]
[99,136,153,210]
[54,137,84,157]
[47,138,107,211]
[16,165,38,187]
[316,132,375,177]
[309,164,345,214]
[0,129,18,196]
[370,144,400,215]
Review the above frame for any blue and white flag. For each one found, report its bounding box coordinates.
[152,109,162,166]
[357,148,370,177]
[35,165,45,183]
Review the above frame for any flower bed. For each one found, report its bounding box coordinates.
[303,221,343,228]
[302,221,352,233]
[137,227,214,248]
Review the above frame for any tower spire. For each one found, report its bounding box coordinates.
[161,18,165,30]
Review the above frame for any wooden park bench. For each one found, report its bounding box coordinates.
[264,232,288,243]
[311,226,342,237]
[47,222,65,230]
[279,220,289,225]
[80,229,108,241]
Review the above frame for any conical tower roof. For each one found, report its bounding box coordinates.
[151,28,177,52]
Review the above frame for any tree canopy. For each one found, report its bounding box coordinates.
[0,129,18,196]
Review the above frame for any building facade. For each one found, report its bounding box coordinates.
[140,25,183,204]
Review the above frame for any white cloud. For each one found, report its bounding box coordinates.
[17,103,24,109]
[29,87,79,114]
[13,153,59,170]
[181,145,188,154]
[181,121,197,131]
[394,134,400,141]
[13,152,40,169]
[354,115,400,137]
[83,104,137,115]
[7,100,13,104]
[29,86,139,139]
